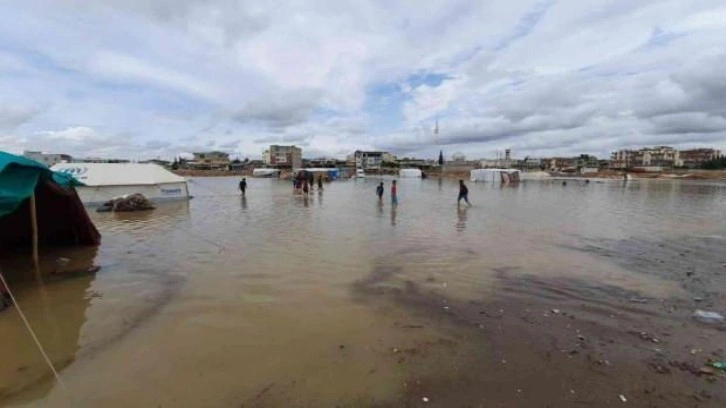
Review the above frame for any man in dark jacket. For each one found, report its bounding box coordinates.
[239,178,247,196]
[458,179,471,207]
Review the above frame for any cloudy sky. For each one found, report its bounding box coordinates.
[1,0,725,161]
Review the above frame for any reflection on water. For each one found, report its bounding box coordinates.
[1,177,726,406]
[456,207,468,231]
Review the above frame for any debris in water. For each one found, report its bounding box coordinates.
[708,361,726,372]
[633,331,660,343]
[551,309,561,315]
[648,363,670,374]
[690,349,702,355]
[422,397,429,403]
[692,310,724,324]
[629,297,648,304]
[693,297,704,302]
[699,366,716,376]
[619,394,627,403]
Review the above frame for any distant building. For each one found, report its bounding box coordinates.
[350,151,396,170]
[636,146,681,169]
[74,157,130,163]
[576,154,599,171]
[23,151,73,167]
[680,148,721,169]
[140,159,171,168]
[263,145,302,169]
[516,157,543,170]
[306,157,338,168]
[610,149,636,169]
[543,157,578,172]
[191,151,230,170]
[611,146,682,170]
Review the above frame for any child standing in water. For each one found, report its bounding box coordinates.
[376,182,384,202]
[391,180,398,205]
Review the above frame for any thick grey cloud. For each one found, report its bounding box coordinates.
[218,140,240,148]
[2,0,726,160]
[145,140,171,149]
[232,88,322,129]
[0,105,39,130]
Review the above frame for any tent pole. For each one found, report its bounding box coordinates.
[30,193,40,276]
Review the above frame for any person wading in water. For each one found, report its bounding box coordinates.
[391,180,398,206]
[376,182,384,202]
[457,179,471,207]
[239,177,247,196]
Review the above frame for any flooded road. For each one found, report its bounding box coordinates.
[2,177,726,407]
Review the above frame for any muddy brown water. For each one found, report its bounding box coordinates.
[2,177,726,407]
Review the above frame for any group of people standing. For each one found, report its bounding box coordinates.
[293,170,324,194]
[375,180,398,205]
[239,174,472,208]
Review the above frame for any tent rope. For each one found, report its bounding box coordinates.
[0,266,70,396]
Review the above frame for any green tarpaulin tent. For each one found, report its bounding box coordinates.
[0,151,82,218]
[0,151,100,247]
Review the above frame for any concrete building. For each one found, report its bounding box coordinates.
[263,145,302,169]
[349,151,396,169]
[74,158,130,163]
[637,146,681,169]
[543,157,578,172]
[610,149,636,169]
[611,146,682,170]
[191,151,230,170]
[23,151,73,167]
[680,148,721,168]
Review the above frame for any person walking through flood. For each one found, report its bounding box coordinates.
[303,179,309,194]
[458,179,471,207]
[317,175,323,191]
[294,171,303,194]
[239,177,247,196]
[376,182,384,202]
[391,180,398,206]
[307,171,315,190]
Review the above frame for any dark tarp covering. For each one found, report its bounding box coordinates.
[0,151,100,248]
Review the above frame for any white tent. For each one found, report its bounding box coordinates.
[252,168,281,178]
[470,168,521,183]
[399,168,422,178]
[51,163,189,205]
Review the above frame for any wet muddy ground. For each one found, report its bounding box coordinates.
[1,177,726,407]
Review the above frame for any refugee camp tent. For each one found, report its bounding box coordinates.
[51,163,189,205]
[399,168,423,178]
[470,168,521,183]
[0,151,101,249]
[252,168,281,178]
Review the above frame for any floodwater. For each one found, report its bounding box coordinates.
[2,177,726,407]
